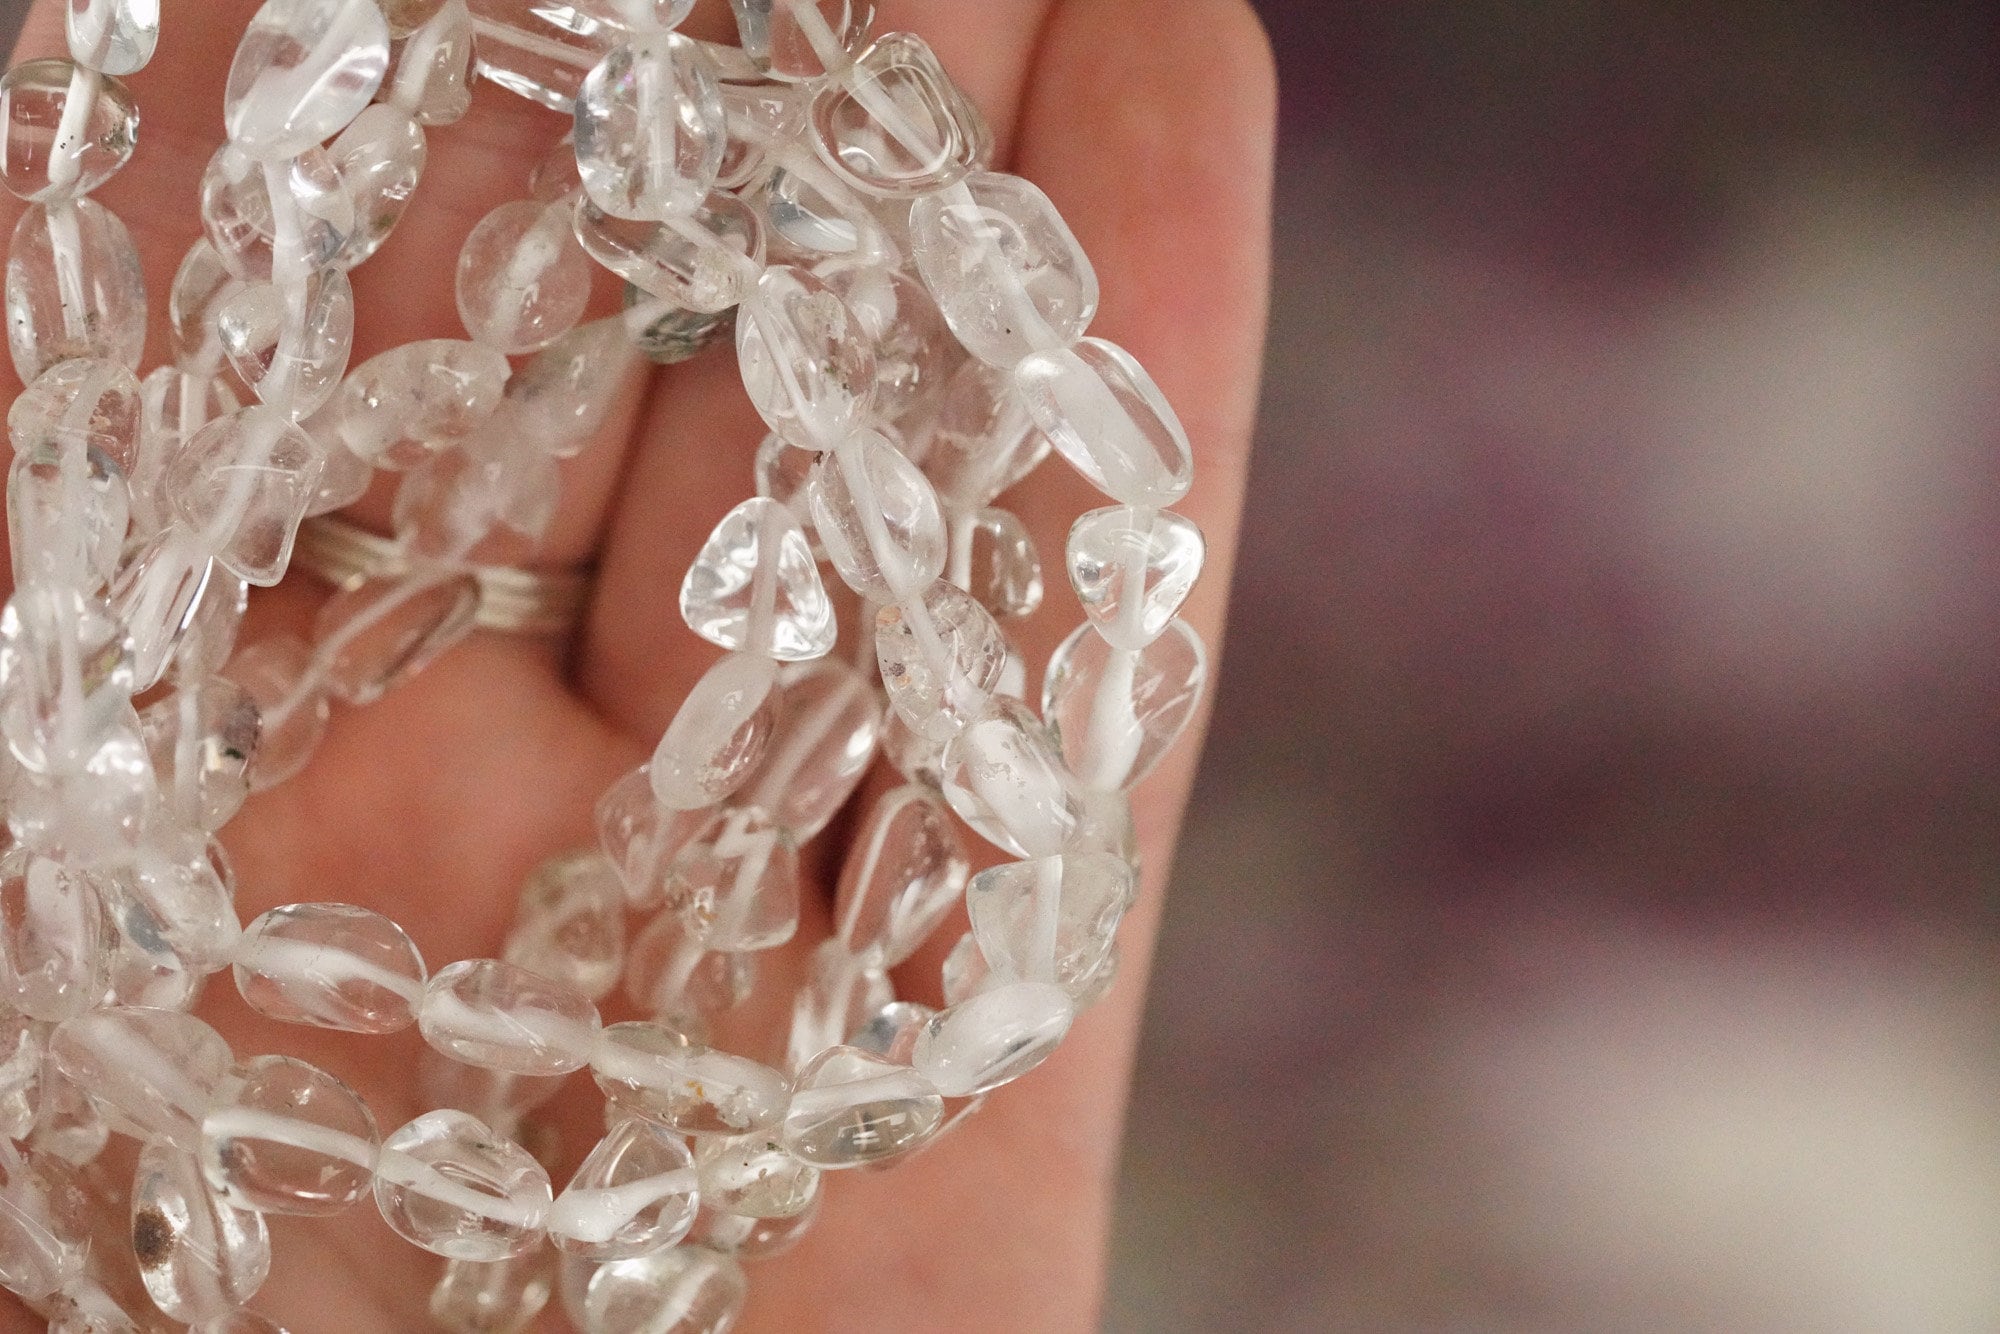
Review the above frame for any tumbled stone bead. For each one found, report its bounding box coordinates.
[716,77,800,191]
[0,852,106,1023]
[824,263,953,423]
[224,0,391,161]
[0,1145,88,1300]
[0,60,138,202]
[0,584,136,775]
[913,981,1073,1097]
[832,785,966,968]
[329,102,426,269]
[5,725,154,869]
[879,708,945,789]
[693,1133,817,1219]
[50,1007,232,1148]
[650,653,776,811]
[624,910,754,1038]
[391,435,557,557]
[109,529,211,693]
[1043,617,1207,791]
[27,1070,108,1168]
[583,1245,747,1334]
[199,145,353,283]
[504,318,634,454]
[910,171,1096,367]
[138,675,260,832]
[503,850,627,1002]
[665,806,799,951]
[0,1017,43,1142]
[782,1044,942,1168]
[7,435,129,594]
[623,286,735,363]
[685,1196,816,1259]
[850,997,935,1065]
[165,405,323,585]
[464,0,605,111]
[550,1116,698,1260]
[595,765,708,910]
[431,1250,555,1334]
[132,1139,270,1323]
[922,356,1049,511]
[811,32,986,197]
[221,633,327,790]
[312,569,481,704]
[104,907,207,1011]
[455,199,594,354]
[755,157,889,262]
[809,430,946,600]
[590,1021,787,1137]
[736,264,875,446]
[108,835,243,974]
[420,959,601,1078]
[964,853,1131,999]
[387,0,475,124]
[168,238,242,365]
[174,568,250,682]
[963,507,1043,619]
[215,268,355,419]
[8,356,141,474]
[374,1109,553,1261]
[730,0,870,82]
[738,657,881,839]
[572,192,763,314]
[234,902,427,1033]
[331,338,509,467]
[680,497,834,661]
[875,581,1009,742]
[784,940,889,1073]
[574,33,724,221]
[68,0,161,75]
[1014,337,1193,507]
[200,1056,379,1216]
[6,199,146,383]
[1067,505,1203,651]
[939,698,1086,858]
[753,432,815,536]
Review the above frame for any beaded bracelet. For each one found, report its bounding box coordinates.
[0,1,1209,1328]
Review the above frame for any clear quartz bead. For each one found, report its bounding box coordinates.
[388,0,476,125]
[685,1196,817,1259]
[811,32,986,197]
[739,658,881,839]
[329,102,426,269]
[105,907,207,1011]
[832,785,967,967]
[572,192,763,314]
[108,835,243,974]
[312,569,480,703]
[1067,505,1204,650]
[922,355,1049,511]
[0,1144,88,1300]
[165,406,324,585]
[418,1046,565,1132]
[169,237,243,364]
[8,355,142,474]
[595,766,707,910]
[27,1071,108,1168]
[456,199,594,354]
[1043,617,1207,791]
[755,157,887,261]
[693,1134,816,1219]
[131,1139,270,1324]
[649,653,778,810]
[6,724,154,869]
[224,0,392,161]
[583,1246,746,1334]
[0,60,138,202]
[503,850,627,1002]
[1014,338,1193,507]
[7,435,130,594]
[820,262,953,429]
[623,286,734,363]
[332,338,509,467]
[753,432,816,538]
[49,1007,232,1148]
[912,981,1074,1097]
[784,940,888,1073]
[199,145,352,283]
[6,199,147,383]
[549,1116,698,1260]
[679,497,834,661]
[0,851,107,1022]
[574,32,724,221]
[716,77,800,191]
[965,853,1131,997]
[622,909,752,1033]
[0,1017,44,1142]
[809,430,946,600]
[939,698,1086,858]
[850,998,933,1064]
[0,584,137,775]
[233,902,427,1033]
[420,959,601,1078]
[220,633,327,790]
[910,171,1097,367]
[463,0,605,112]
[200,1056,379,1216]
[782,1044,942,1168]
[664,806,799,951]
[68,0,162,75]
[730,0,871,83]
[590,1021,787,1136]
[137,677,259,832]
[735,264,874,446]
[111,529,212,693]
[505,318,634,454]
[173,566,251,684]
[430,1250,555,1334]
[215,267,356,419]
[373,1109,552,1261]
[880,707,945,788]
[964,507,1043,619]
[875,581,1009,742]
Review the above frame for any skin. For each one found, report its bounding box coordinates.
[0,0,1273,1328]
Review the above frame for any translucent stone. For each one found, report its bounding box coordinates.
[0,60,138,202]
[964,853,1130,998]
[573,191,762,314]
[594,766,711,911]
[550,1116,697,1260]
[832,785,966,968]
[388,0,476,125]
[233,902,427,1033]
[912,981,1073,1097]
[430,1251,554,1334]
[716,77,800,191]
[173,566,251,684]
[200,1056,379,1216]
[7,356,141,474]
[379,0,449,37]
[875,581,1008,742]
[784,940,889,1073]
[650,653,777,810]
[739,658,881,839]
[752,432,816,538]
[68,0,162,75]
[693,1134,817,1218]
[465,0,604,111]
[0,1017,43,1141]
[107,835,242,973]
[1014,338,1192,506]
[590,1021,787,1136]
[0,1145,88,1300]
[574,33,724,221]
[132,1140,270,1323]
[391,436,557,557]
[910,171,1096,367]
[313,569,480,704]
[329,102,426,269]
[136,678,259,833]
[922,355,1049,511]
[820,262,953,428]
[224,0,392,161]
[220,633,326,790]
[963,507,1042,619]
[26,1070,108,1168]
[0,852,106,1022]
[756,158,888,261]
[622,909,753,1033]
[420,959,601,1078]
[135,375,244,536]
[418,1045,565,1132]
[679,497,834,661]
[1066,505,1204,650]
[879,708,945,789]
[504,850,626,1002]
[373,1109,553,1261]
[572,0,696,27]
[104,911,207,1011]
[849,998,934,1065]
[0,585,137,774]
[498,320,632,459]
[199,145,352,283]
[731,0,872,82]
[939,698,1085,858]
[332,339,508,467]
[166,406,324,585]
[215,268,355,419]
[583,1245,745,1333]
[812,32,984,196]
[305,433,372,516]
[455,199,593,354]
[1043,617,1206,792]
[782,1045,941,1168]
[622,286,734,363]
[49,1007,232,1148]
[109,529,210,693]
[735,264,874,446]
[8,435,129,594]
[685,1196,816,1259]
[664,806,799,951]
[4,726,154,869]
[6,199,146,383]
[809,432,945,600]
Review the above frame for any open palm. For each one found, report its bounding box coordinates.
[0,1,1273,1328]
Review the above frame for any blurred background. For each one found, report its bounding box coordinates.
[1109,3,2000,1331]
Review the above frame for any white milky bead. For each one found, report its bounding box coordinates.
[679,497,834,661]
[165,405,324,585]
[736,264,875,446]
[374,1109,552,1261]
[595,765,708,910]
[332,338,510,467]
[665,806,799,951]
[137,674,260,832]
[456,199,594,354]
[49,1007,232,1148]
[313,569,480,703]
[8,355,141,474]
[504,318,635,454]
[199,145,353,282]
[685,1196,817,1260]
[965,853,1132,997]
[732,0,870,83]
[389,0,475,125]
[693,1133,817,1219]
[809,431,946,600]
[6,199,146,383]
[739,658,882,840]
[922,356,1049,511]
[503,850,627,1002]
[591,1021,787,1137]
[215,267,356,419]
[832,785,966,968]
[623,908,753,1035]
[0,1145,88,1300]
[875,581,1009,742]
[132,1139,271,1323]
[420,958,602,1078]
[784,940,889,1073]
[7,434,129,595]
[200,1055,379,1216]
[68,0,161,75]
[1043,617,1207,791]
[910,171,1096,367]
[574,33,724,221]
[913,981,1074,1097]
[649,652,777,810]
[572,192,763,314]
[221,633,328,790]
[234,902,427,1033]
[0,853,104,1022]
[939,698,1086,858]
[1067,505,1204,651]
[550,1116,698,1260]
[810,33,988,196]
[583,1246,746,1334]
[224,0,392,161]
[430,1250,555,1334]
[1014,338,1193,507]
[0,59,138,202]
[965,507,1044,619]
[329,102,426,268]
[782,1045,943,1168]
